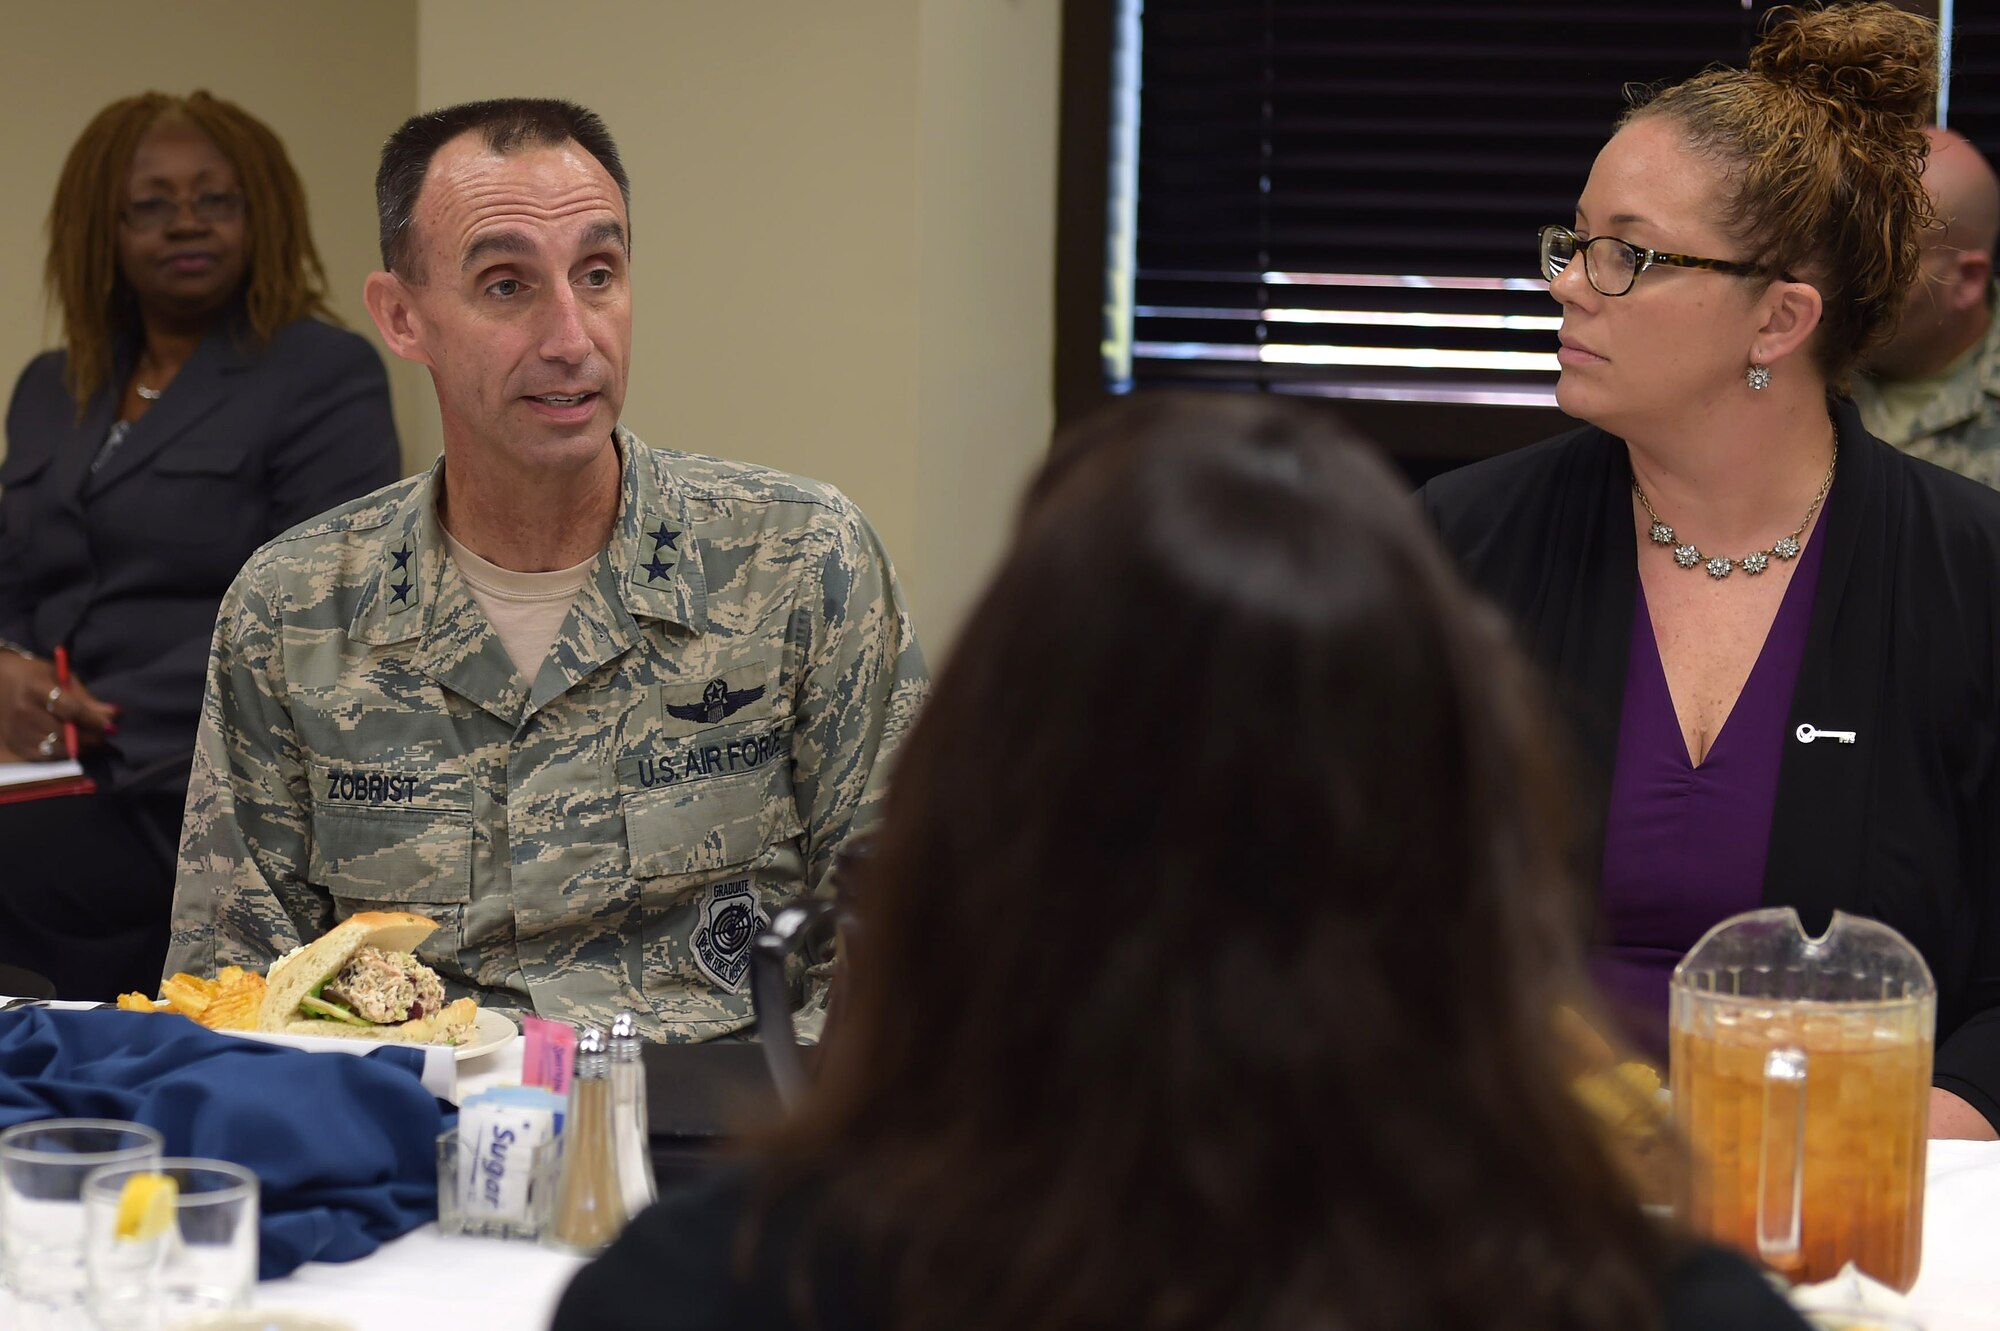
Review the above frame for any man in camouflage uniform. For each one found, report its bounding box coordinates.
[165,99,927,1040]
[1852,127,2000,488]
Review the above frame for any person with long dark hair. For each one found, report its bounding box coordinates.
[553,394,1807,1331]
[0,91,399,999]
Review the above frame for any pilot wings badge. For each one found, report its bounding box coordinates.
[668,677,765,725]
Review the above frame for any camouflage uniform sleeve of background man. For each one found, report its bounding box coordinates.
[166,525,339,973]
[163,442,928,1037]
[1853,296,2000,491]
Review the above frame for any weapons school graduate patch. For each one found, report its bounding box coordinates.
[692,877,765,991]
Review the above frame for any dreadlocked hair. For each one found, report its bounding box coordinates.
[44,90,333,413]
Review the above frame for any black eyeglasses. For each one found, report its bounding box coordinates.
[120,192,244,233]
[1538,224,1772,297]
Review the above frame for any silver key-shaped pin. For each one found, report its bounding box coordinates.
[1795,723,1856,745]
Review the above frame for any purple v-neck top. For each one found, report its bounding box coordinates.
[1592,520,1828,1057]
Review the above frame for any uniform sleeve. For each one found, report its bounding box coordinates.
[790,501,928,890]
[165,556,332,979]
[264,330,401,536]
[778,504,926,1038]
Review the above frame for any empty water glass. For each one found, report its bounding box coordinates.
[83,1158,259,1331]
[0,1118,164,1320]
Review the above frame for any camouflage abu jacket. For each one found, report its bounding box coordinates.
[1852,289,2000,491]
[166,428,927,1040]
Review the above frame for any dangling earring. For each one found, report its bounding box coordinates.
[1746,363,1772,391]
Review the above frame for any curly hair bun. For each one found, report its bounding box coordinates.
[1750,2,1937,128]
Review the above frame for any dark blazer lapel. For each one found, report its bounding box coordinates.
[1761,402,1890,932]
[82,323,251,498]
[44,380,121,517]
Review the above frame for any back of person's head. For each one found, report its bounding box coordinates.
[1869,126,2000,378]
[374,97,629,280]
[1922,127,2000,262]
[45,89,330,408]
[758,392,1668,1331]
[1623,2,1937,390]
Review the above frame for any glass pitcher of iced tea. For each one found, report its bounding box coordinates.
[1669,907,1933,1291]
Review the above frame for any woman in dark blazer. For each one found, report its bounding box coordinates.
[1421,6,2000,1136]
[0,91,399,1000]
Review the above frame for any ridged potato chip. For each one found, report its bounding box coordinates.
[197,974,266,1031]
[158,973,215,1017]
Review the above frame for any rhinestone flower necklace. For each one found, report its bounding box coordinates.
[1631,442,1836,581]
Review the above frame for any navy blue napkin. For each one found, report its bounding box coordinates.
[0,1007,449,1278]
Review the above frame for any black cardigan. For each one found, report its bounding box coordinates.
[1420,398,2000,1128]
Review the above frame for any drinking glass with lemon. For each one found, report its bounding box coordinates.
[83,1159,258,1331]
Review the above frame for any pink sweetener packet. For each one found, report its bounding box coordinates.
[520,1014,575,1095]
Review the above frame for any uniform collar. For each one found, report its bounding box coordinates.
[606,425,708,634]
[348,427,709,723]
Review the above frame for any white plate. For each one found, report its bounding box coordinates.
[210,1006,516,1059]
[454,1008,518,1061]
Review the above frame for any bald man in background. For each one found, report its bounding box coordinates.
[1852,127,2000,488]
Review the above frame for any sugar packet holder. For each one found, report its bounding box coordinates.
[436,1087,566,1240]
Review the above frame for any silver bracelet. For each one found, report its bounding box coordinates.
[0,639,35,662]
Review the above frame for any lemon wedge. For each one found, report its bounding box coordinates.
[114,1172,179,1242]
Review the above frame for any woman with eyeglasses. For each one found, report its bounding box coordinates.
[1423,4,2000,1139]
[555,392,1809,1331]
[0,91,398,1000]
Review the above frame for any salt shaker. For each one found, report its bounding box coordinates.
[608,1009,657,1215]
[546,1025,628,1254]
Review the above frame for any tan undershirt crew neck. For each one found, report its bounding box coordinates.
[441,527,595,682]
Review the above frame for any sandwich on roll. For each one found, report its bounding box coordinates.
[258,911,478,1045]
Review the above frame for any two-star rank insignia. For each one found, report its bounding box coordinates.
[668,677,766,724]
[387,544,415,607]
[638,522,680,584]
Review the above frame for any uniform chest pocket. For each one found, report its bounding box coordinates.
[620,733,804,882]
[306,760,474,914]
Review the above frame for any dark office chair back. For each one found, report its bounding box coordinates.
[0,964,57,1001]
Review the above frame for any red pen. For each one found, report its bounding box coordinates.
[53,646,77,760]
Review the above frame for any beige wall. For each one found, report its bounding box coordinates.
[1,0,1057,651]
[0,0,426,465]
[915,0,1059,650]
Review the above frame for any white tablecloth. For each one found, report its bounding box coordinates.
[9,1029,2000,1331]
[1910,1140,2000,1331]
[261,1036,2000,1331]
[248,1038,583,1331]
